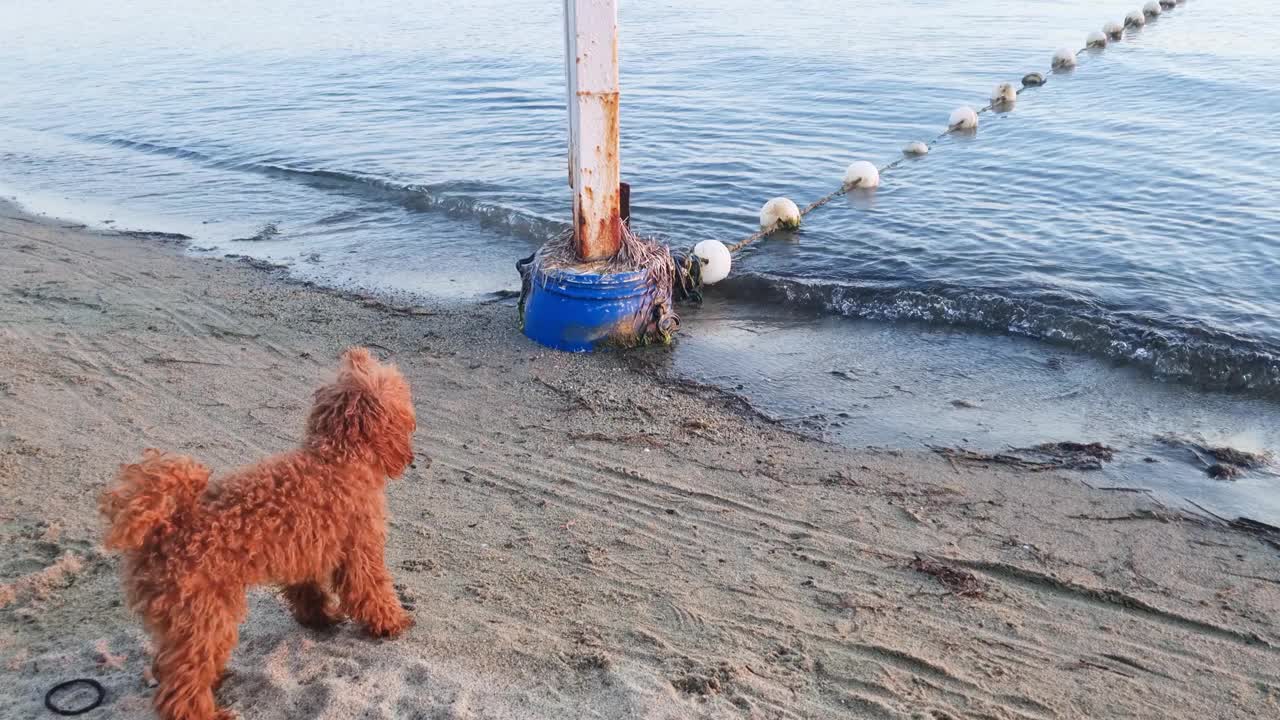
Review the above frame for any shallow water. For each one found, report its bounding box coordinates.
[670,299,1280,524]
[2,1,1277,518]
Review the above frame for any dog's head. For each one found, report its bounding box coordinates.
[305,347,417,478]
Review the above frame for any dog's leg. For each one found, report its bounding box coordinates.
[282,581,343,629]
[334,533,413,639]
[152,609,240,720]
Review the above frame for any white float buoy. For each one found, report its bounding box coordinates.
[991,82,1017,105]
[1086,31,1108,49]
[843,161,880,189]
[1052,48,1077,70]
[1103,21,1124,40]
[948,106,978,131]
[759,197,801,231]
[1143,1,1162,16]
[902,141,930,156]
[1126,9,1147,27]
[1022,72,1046,88]
[693,240,732,285]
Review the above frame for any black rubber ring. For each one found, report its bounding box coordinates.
[44,678,105,716]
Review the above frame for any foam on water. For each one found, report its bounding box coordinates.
[717,274,1280,395]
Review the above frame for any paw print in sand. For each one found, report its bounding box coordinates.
[393,583,417,613]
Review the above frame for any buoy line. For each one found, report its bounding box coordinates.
[693,2,1189,279]
[519,1,1188,350]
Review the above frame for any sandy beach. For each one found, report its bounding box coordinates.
[2,204,1278,719]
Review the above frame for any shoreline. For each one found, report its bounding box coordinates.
[9,195,1280,528]
[2,204,1279,718]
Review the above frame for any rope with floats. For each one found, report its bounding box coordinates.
[518,1,1186,350]
[685,1,1188,287]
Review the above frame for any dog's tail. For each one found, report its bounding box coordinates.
[100,449,211,552]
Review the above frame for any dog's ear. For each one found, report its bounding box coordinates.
[306,348,415,477]
[339,347,377,378]
[372,361,417,478]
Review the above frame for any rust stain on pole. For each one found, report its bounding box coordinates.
[575,89,620,260]
[564,0,622,262]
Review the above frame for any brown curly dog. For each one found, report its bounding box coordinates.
[100,348,417,720]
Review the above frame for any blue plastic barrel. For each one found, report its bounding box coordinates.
[523,266,652,352]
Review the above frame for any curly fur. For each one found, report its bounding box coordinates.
[100,348,417,720]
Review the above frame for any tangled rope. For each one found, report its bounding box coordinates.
[723,1,1187,257]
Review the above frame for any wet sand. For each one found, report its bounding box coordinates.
[2,203,1278,719]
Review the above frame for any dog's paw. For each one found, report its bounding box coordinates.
[295,608,346,631]
[368,610,415,640]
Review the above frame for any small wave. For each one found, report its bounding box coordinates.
[75,134,223,165]
[64,133,1280,395]
[73,133,568,243]
[250,164,568,241]
[720,274,1280,395]
[231,222,280,242]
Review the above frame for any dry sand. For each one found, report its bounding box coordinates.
[2,203,1278,719]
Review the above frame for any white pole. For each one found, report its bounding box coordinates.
[563,0,622,261]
